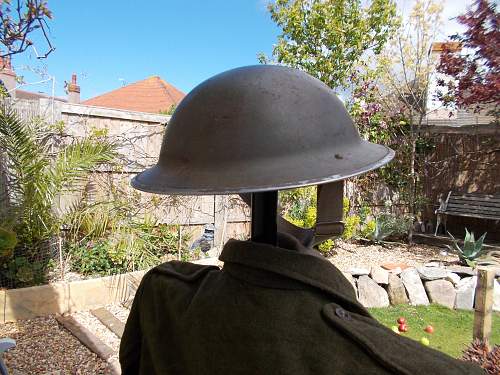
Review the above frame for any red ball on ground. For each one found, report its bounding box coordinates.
[424,325,434,334]
[398,323,408,333]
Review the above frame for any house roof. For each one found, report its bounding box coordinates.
[83,76,185,113]
[16,89,67,102]
[431,42,461,53]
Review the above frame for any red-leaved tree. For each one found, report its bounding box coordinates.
[436,0,499,118]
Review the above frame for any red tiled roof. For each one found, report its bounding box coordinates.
[431,42,461,53]
[83,76,185,113]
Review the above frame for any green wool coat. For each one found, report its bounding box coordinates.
[120,235,483,375]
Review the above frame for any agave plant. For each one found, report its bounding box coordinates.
[446,229,488,267]
[367,213,413,243]
[0,104,117,286]
[369,215,394,242]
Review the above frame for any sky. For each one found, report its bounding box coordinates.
[12,0,473,101]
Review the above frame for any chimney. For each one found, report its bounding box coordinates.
[67,73,80,103]
[0,55,17,96]
[430,42,461,57]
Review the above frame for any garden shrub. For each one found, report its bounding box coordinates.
[280,187,374,250]
[360,219,377,238]
[342,215,361,240]
[0,105,116,287]
[318,239,336,257]
[70,240,119,276]
[368,212,413,242]
[68,218,190,277]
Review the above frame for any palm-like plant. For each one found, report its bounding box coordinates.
[0,104,117,286]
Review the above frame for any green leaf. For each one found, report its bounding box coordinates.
[261,0,398,89]
[0,227,17,250]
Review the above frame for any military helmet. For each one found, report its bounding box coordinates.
[131,65,393,195]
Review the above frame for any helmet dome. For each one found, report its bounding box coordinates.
[132,65,393,195]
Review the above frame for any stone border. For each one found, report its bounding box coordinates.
[344,264,500,311]
[0,258,219,323]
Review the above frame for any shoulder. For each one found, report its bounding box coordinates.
[132,261,221,309]
[141,260,219,285]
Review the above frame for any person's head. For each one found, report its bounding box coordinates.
[131,65,393,245]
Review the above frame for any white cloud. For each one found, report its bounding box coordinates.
[440,0,474,38]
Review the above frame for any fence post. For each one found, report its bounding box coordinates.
[473,266,495,348]
[214,195,227,254]
[177,226,183,261]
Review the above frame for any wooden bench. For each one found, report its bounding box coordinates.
[435,192,500,235]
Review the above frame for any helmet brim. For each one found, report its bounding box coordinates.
[131,140,394,195]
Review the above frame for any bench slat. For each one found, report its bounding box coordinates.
[449,195,500,203]
[444,210,500,220]
[451,192,499,197]
[447,203,500,213]
[444,208,500,219]
[446,204,500,213]
[449,198,500,207]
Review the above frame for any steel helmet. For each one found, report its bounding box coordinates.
[131,65,393,195]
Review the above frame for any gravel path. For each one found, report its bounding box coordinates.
[106,304,130,323]
[0,316,110,374]
[72,310,121,364]
[329,240,458,272]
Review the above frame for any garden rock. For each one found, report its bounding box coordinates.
[424,280,456,309]
[370,266,389,284]
[381,263,410,271]
[388,267,402,275]
[445,272,461,286]
[400,268,429,305]
[493,279,499,312]
[424,262,441,268]
[357,275,389,308]
[387,274,409,305]
[349,267,370,276]
[417,266,449,281]
[455,276,477,310]
[446,265,476,277]
[342,272,357,295]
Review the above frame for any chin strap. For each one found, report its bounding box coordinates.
[239,181,345,248]
[314,181,345,245]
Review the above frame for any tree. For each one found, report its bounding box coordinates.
[259,0,399,90]
[0,104,116,286]
[0,0,53,58]
[436,0,499,117]
[374,0,444,236]
[160,104,177,116]
[260,0,399,245]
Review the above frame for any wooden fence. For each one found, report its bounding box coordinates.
[420,125,500,240]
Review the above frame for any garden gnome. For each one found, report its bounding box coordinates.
[120,66,482,374]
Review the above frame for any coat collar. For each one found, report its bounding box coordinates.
[219,238,369,316]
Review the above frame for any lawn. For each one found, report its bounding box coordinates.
[369,304,500,358]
